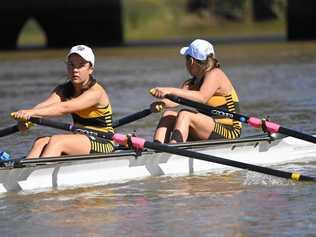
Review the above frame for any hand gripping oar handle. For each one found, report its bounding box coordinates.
[112,134,316,182]
[164,94,316,144]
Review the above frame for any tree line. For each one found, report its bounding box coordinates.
[187,0,286,21]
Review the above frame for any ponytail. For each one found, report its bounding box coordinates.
[202,54,220,72]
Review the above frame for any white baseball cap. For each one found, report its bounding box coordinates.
[180,39,215,61]
[67,45,95,67]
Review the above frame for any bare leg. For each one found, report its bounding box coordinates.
[41,134,91,157]
[154,110,177,143]
[170,110,215,143]
[27,136,50,159]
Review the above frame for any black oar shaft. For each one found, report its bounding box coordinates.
[0,125,19,137]
[113,109,152,128]
[30,117,70,130]
[144,141,316,182]
[165,94,248,121]
[279,127,316,144]
[165,94,316,144]
[29,117,113,140]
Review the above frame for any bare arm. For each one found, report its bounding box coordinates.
[151,69,224,103]
[150,81,191,110]
[12,86,64,130]
[13,87,105,119]
[33,90,63,109]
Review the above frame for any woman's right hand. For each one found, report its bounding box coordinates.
[149,87,172,99]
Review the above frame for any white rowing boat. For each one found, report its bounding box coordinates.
[0,133,315,193]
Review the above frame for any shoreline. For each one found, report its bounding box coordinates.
[0,35,316,64]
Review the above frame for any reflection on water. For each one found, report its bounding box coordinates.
[1,173,316,237]
[0,42,316,236]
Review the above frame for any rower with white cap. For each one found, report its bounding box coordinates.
[12,45,115,158]
[150,39,242,143]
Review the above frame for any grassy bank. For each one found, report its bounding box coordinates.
[17,0,286,48]
[3,41,316,65]
[123,0,285,40]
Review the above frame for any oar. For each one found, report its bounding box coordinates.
[113,108,152,128]
[0,108,152,138]
[0,117,112,166]
[23,117,113,139]
[0,125,19,137]
[163,94,316,144]
[11,116,316,182]
[112,134,316,182]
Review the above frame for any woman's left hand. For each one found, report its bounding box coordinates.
[150,101,165,113]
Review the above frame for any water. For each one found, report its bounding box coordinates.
[0,42,316,236]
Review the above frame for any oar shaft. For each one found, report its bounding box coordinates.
[145,142,315,182]
[111,133,316,182]
[0,125,19,137]
[279,127,316,144]
[165,94,248,121]
[243,116,316,144]
[112,109,152,128]
[165,94,316,144]
[29,117,113,140]
[30,117,70,130]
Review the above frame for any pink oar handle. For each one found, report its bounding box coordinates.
[248,117,280,133]
[112,133,146,150]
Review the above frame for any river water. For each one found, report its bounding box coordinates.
[0,41,316,236]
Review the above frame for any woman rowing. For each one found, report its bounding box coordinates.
[150,39,242,143]
[12,45,115,158]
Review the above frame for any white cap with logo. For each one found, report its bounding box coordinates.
[180,39,215,61]
[67,45,95,67]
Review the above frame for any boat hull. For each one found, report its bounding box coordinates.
[0,134,315,193]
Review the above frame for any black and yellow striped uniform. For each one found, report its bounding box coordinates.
[59,79,115,153]
[206,89,242,139]
[71,104,115,153]
[186,77,242,140]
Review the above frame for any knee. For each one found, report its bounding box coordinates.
[46,135,64,148]
[177,110,192,122]
[157,110,177,127]
[162,110,177,117]
[33,136,50,147]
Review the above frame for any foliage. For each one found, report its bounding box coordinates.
[123,0,286,40]
[17,0,286,46]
